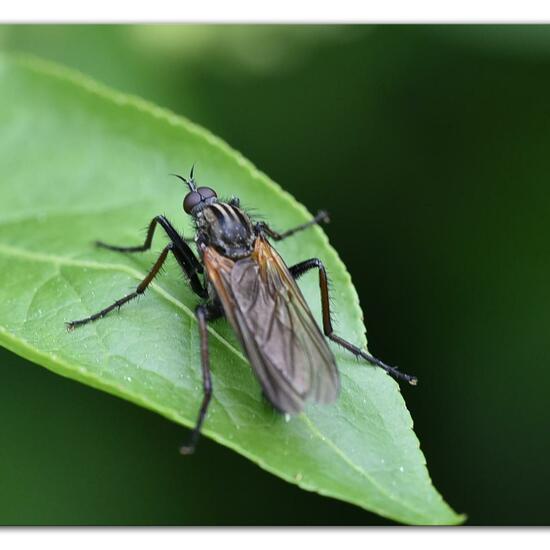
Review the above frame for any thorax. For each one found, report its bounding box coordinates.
[196,202,256,259]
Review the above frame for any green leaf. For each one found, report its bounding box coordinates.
[0,54,462,525]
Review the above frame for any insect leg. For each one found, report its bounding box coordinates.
[66,243,175,330]
[96,214,206,298]
[96,215,176,253]
[180,303,223,455]
[256,210,330,241]
[290,259,418,386]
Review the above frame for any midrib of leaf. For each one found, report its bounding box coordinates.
[0,240,431,522]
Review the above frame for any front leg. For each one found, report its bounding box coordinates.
[96,214,206,298]
[256,210,330,242]
[67,222,209,329]
[97,215,184,254]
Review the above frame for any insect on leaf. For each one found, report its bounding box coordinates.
[0,54,463,525]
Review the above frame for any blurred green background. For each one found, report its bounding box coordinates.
[0,24,549,525]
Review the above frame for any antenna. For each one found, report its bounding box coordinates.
[170,173,196,192]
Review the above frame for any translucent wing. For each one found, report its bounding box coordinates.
[204,237,340,414]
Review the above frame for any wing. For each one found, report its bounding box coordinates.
[203,238,340,414]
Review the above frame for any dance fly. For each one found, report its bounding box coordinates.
[67,167,417,453]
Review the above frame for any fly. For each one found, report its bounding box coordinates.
[67,167,417,454]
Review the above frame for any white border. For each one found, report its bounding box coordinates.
[3,0,550,23]
[1,529,550,550]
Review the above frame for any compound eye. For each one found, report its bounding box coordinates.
[183,191,202,214]
[197,187,217,200]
